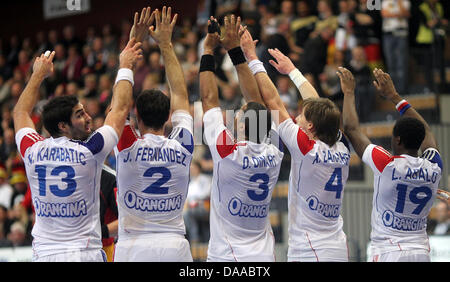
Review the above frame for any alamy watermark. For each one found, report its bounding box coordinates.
[66,0,81,11]
[367,0,381,11]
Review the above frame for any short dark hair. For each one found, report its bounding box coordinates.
[393,117,426,150]
[303,98,341,147]
[242,102,272,144]
[136,89,170,130]
[42,95,79,137]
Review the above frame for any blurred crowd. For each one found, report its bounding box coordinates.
[0,0,449,247]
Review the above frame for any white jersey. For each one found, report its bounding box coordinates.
[278,119,350,261]
[114,111,194,240]
[362,144,442,255]
[203,107,284,262]
[15,126,118,259]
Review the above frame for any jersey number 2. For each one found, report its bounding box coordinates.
[142,167,172,194]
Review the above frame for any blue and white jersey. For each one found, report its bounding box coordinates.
[278,118,350,261]
[15,126,118,258]
[362,144,442,254]
[203,107,284,262]
[114,111,193,240]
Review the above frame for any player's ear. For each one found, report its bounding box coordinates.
[394,135,402,146]
[58,121,69,135]
[307,121,314,133]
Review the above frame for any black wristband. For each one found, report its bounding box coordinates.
[199,55,215,73]
[228,46,246,66]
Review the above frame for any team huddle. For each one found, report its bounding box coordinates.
[13,6,445,262]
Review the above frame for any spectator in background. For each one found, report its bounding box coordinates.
[183,161,212,243]
[0,221,30,248]
[290,0,318,52]
[47,30,60,51]
[219,85,242,111]
[87,37,109,74]
[62,25,82,51]
[80,73,98,98]
[0,54,13,81]
[277,0,296,26]
[9,162,28,209]
[347,45,374,122]
[300,26,334,96]
[0,205,11,240]
[133,54,150,94]
[98,74,113,110]
[53,44,67,75]
[62,45,84,83]
[215,0,240,18]
[427,201,450,235]
[349,0,382,69]
[6,36,20,67]
[0,164,13,210]
[15,50,32,80]
[335,0,357,56]
[102,24,118,54]
[416,0,448,93]
[320,49,346,104]
[0,128,16,163]
[314,0,339,35]
[35,31,49,56]
[381,0,410,95]
[66,82,80,96]
[276,75,298,114]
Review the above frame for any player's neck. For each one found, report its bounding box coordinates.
[139,126,165,137]
[395,149,419,158]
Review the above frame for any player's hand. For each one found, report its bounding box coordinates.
[32,51,56,80]
[240,28,258,61]
[149,6,178,49]
[220,14,246,51]
[119,38,143,70]
[268,48,296,75]
[130,7,155,43]
[204,17,221,54]
[373,68,399,101]
[337,67,356,95]
[437,189,450,205]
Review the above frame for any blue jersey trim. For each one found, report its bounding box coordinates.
[169,127,194,154]
[422,148,443,170]
[79,132,105,155]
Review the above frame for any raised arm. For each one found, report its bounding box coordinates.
[129,6,155,43]
[104,38,142,137]
[13,51,55,132]
[149,7,189,113]
[372,68,438,151]
[219,15,263,104]
[199,20,221,113]
[338,67,371,158]
[239,31,290,123]
[268,48,319,100]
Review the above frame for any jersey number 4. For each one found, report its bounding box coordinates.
[324,168,343,199]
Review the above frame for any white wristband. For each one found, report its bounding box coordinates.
[248,59,267,75]
[115,68,134,87]
[289,68,307,89]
